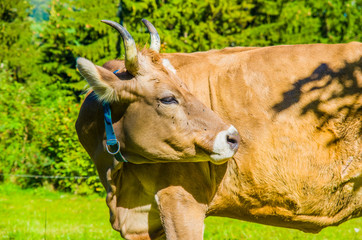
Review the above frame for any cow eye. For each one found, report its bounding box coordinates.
[160,96,179,105]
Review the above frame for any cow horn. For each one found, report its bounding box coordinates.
[101,20,139,75]
[141,19,161,53]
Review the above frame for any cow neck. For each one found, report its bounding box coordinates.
[102,69,128,163]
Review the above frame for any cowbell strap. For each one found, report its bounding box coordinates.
[102,102,128,162]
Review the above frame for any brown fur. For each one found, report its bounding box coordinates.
[76,43,361,239]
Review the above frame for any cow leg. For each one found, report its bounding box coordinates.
[156,186,207,240]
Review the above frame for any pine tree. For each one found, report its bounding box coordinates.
[0,0,44,181]
[241,0,361,46]
[0,0,37,82]
[39,0,121,94]
[120,0,255,52]
[30,0,123,192]
[119,0,361,50]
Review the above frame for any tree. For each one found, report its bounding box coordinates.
[120,0,255,52]
[28,0,124,192]
[0,0,38,82]
[0,0,46,185]
[119,0,361,50]
[238,0,362,46]
[39,0,122,94]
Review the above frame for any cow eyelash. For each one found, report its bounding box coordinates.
[159,96,179,105]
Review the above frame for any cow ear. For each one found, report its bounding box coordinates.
[77,57,123,103]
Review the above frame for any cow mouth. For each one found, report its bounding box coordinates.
[209,152,235,165]
[209,125,240,164]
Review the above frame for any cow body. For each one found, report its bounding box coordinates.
[77,42,361,239]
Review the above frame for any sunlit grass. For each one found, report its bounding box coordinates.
[204,217,361,240]
[0,182,119,240]
[0,182,360,240]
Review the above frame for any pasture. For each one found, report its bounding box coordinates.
[0,183,360,240]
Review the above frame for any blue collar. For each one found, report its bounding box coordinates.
[102,69,127,162]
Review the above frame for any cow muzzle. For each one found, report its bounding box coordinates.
[210,125,240,164]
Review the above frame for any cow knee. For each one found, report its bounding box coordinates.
[156,187,207,240]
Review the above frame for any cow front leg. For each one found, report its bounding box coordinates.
[156,186,207,240]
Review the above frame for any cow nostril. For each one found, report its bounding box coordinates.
[226,134,240,151]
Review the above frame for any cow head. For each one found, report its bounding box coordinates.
[76,20,240,164]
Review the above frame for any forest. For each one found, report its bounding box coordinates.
[0,0,361,194]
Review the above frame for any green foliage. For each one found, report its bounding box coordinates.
[120,0,361,51]
[0,0,39,82]
[0,63,101,193]
[0,64,43,182]
[120,0,255,52]
[39,0,121,93]
[240,0,362,46]
[0,0,117,193]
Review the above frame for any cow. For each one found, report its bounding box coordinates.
[76,20,362,240]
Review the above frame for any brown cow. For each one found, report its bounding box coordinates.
[76,20,362,239]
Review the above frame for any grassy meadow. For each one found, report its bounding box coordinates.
[0,182,360,240]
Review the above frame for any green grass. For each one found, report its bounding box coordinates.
[0,182,360,240]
